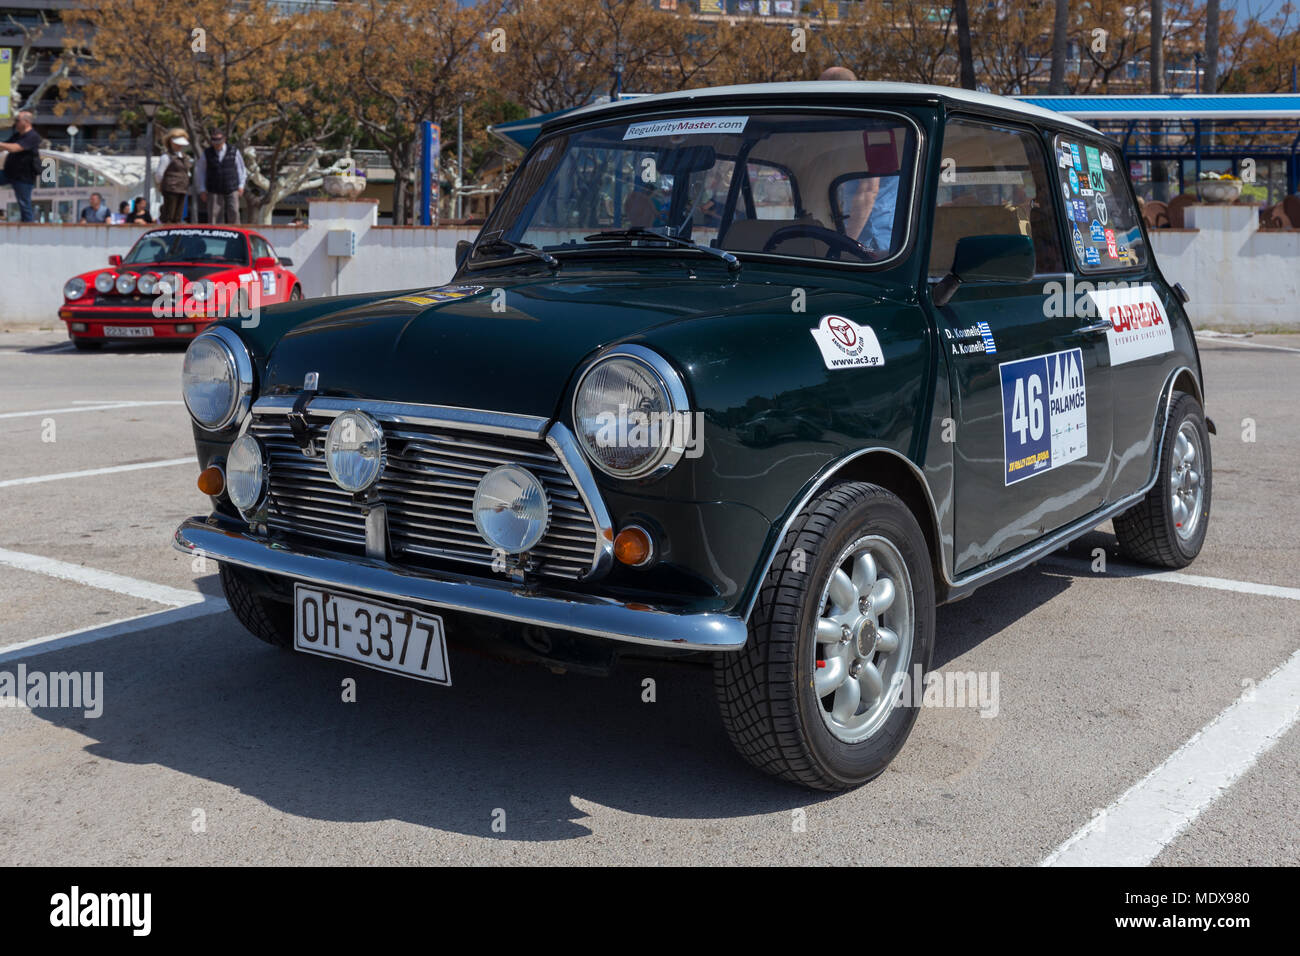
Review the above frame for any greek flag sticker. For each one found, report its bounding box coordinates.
[977,321,997,354]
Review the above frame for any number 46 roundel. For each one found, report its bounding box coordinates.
[999,348,1089,485]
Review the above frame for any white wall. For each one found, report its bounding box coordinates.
[1,198,1297,330]
[1149,205,1300,331]
[0,199,477,324]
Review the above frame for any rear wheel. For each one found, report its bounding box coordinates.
[289,285,303,301]
[1114,391,1212,568]
[715,481,935,790]
[219,563,293,648]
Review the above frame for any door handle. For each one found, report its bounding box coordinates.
[1073,321,1111,335]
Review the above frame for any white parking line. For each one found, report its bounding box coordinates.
[1045,557,1300,602]
[1196,333,1300,355]
[0,600,229,664]
[1042,645,1300,866]
[0,457,196,488]
[0,400,182,420]
[0,547,202,607]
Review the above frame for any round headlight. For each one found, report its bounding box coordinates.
[325,411,386,493]
[63,277,87,300]
[156,273,179,296]
[136,272,159,296]
[94,272,116,294]
[572,346,690,479]
[473,465,550,554]
[181,328,251,430]
[115,273,137,294]
[189,279,213,302]
[225,434,266,515]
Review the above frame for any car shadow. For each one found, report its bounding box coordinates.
[17,555,1084,841]
[17,340,190,356]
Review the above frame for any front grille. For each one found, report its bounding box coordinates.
[250,414,602,580]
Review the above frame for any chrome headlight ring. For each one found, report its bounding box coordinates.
[181,325,254,431]
[571,343,693,481]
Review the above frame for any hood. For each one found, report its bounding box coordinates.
[262,267,896,419]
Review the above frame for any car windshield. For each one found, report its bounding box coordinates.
[123,229,249,266]
[478,111,918,265]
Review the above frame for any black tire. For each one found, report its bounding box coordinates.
[289,285,303,301]
[219,563,294,648]
[715,481,936,791]
[73,339,102,351]
[1114,391,1212,568]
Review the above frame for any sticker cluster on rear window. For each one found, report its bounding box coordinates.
[1056,138,1140,270]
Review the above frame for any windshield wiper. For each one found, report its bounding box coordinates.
[582,228,740,272]
[474,235,559,269]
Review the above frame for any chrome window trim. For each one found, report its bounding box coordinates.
[570,343,693,481]
[253,395,548,440]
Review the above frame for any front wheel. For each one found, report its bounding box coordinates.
[715,481,935,790]
[1113,391,1212,568]
[219,563,293,648]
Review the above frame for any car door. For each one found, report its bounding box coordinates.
[251,234,287,302]
[1048,132,1172,503]
[926,116,1114,574]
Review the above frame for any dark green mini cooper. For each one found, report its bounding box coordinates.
[175,82,1213,790]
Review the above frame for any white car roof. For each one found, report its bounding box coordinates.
[559,81,1101,136]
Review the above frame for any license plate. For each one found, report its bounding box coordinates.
[103,326,154,337]
[293,585,450,685]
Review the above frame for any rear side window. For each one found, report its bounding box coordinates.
[1051,135,1147,272]
[928,118,1064,278]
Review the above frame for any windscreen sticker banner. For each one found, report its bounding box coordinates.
[391,285,484,306]
[1000,348,1088,485]
[810,315,885,369]
[623,116,748,140]
[1085,283,1175,365]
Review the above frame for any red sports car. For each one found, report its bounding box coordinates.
[58,225,304,349]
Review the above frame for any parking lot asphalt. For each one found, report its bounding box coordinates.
[0,328,1296,865]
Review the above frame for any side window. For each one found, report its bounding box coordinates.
[1051,135,1147,272]
[252,236,272,261]
[928,118,1064,278]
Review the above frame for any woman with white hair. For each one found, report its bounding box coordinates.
[154,127,193,223]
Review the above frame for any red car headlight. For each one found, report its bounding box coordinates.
[94,272,116,294]
[63,277,87,300]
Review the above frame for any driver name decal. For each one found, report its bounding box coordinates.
[810,315,885,369]
[1000,347,1088,485]
[623,116,748,140]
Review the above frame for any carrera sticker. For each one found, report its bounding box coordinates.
[623,116,748,140]
[1086,284,1175,366]
[1001,348,1088,485]
[811,315,885,369]
[392,284,484,306]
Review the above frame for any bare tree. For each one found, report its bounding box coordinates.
[5,13,75,114]
[954,0,976,89]
[1150,0,1165,92]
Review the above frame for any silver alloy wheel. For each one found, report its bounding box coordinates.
[812,534,914,743]
[1170,420,1205,541]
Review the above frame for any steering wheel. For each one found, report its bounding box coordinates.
[761,223,876,262]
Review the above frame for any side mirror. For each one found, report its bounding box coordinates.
[278,256,293,268]
[253,256,278,270]
[933,234,1035,307]
[455,239,472,270]
[108,254,122,267]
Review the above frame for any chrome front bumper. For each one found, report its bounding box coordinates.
[174,516,747,652]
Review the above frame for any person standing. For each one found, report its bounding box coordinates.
[0,110,42,223]
[79,192,110,223]
[154,128,193,223]
[125,196,154,224]
[196,128,245,224]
